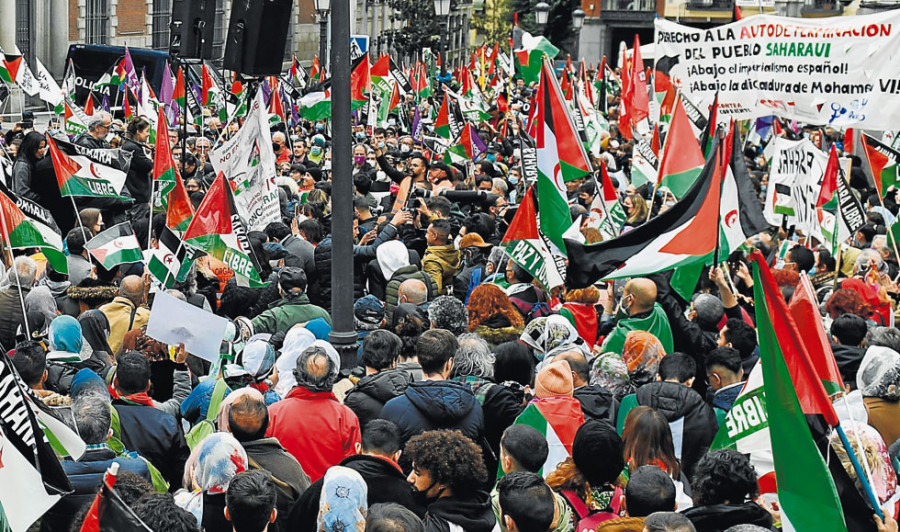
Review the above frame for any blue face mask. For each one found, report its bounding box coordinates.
[486,154,497,162]
[509,175,519,185]
[316,124,324,132]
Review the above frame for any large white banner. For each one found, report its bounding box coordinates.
[655,11,900,129]
[211,90,280,231]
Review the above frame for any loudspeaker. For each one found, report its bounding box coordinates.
[223,0,294,76]
[169,0,216,59]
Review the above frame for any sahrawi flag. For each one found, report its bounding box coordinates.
[147,225,189,288]
[564,123,768,288]
[747,250,847,532]
[861,133,899,198]
[86,223,143,268]
[152,103,194,232]
[535,56,592,255]
[656,98,705,199]
[710,270,846,491]
[444,123,488,165]
[500,393,585,479]
[0,188,68,274]
[46,135,131,200]
[0,354,77,532]
[501,186,565,292]
[184,171,267,287]
[513,30,559,85]
[586,160,627,241]
[298,87,331,121]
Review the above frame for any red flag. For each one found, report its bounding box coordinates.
[201,63,214,107]
[79,466,118,532]
[843,128,854,155]
[83,94,95,117]
[749,250,840,427]
[650,122,661,157]
[817,145,840,207]
[790,273,845,395]
[350,54,372,108]
[619,56,632,141]
[629,35,650,124]
[122,86,134,119]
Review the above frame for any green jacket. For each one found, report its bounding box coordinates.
[422,244,461,294]
[601,303,674,355]
[251,292,332,334]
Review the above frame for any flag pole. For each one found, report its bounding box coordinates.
[160,237,184,290]
[147,180,155,250]
[0,202,32,339]
[838,398,881,513]
[835,423,884,519]
[68,195,95,268]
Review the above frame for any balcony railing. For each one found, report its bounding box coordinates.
[601,0,656,11]
[685,0,734,11]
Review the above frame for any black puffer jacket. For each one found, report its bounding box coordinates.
[574,385,619,423]
[344,369,413,430]
[635,381,718,478]
[681,502,776,532]
[121,138,153,203]
[287,453,424,532]
[451,375,522,473]
[314,223,401,310]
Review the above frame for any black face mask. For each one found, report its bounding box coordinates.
[411,479,444,506]
[273,142,281,152]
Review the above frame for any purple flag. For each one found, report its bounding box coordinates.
[160,60,174,105]
[470,125,488,159]
[101,93,111,113]
[411,106,423,143]
[261,81,272,105]
[123,47,140,92]
[159,61,179,127]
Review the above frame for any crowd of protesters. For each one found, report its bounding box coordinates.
[2,69,900,532]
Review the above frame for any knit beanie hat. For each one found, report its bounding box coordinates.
[572,420,625,487]
[534,359,574,399]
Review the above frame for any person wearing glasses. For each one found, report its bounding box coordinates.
[74,112,113,150]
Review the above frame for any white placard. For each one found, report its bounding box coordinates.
[146,291,229,362]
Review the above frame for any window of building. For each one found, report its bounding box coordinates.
[85,0,110,44]
[152,0,172,50]
[211,0,226,66]
[15,0,33,62]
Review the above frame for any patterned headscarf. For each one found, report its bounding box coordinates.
[520,315,583,361]
[622,330,666,387]
[318,466,368,532]
[176,432,248,525]
[857,346,900,400]
[590,352,634,400]
[831,422,897,504]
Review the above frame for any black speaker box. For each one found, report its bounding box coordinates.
[169,0,216,59]
[223,0,294,76]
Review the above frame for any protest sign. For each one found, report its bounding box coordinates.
[146,291,230,362]
[655,11,900,129]
[210,90,281,231]
[763,137,828,233]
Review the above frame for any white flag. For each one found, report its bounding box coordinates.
[210,90,280,231]
[34,58,63,107]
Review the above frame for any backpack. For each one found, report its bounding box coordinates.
[185,378,229,450]
[560,487,623,532]
[390,269,438,301]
